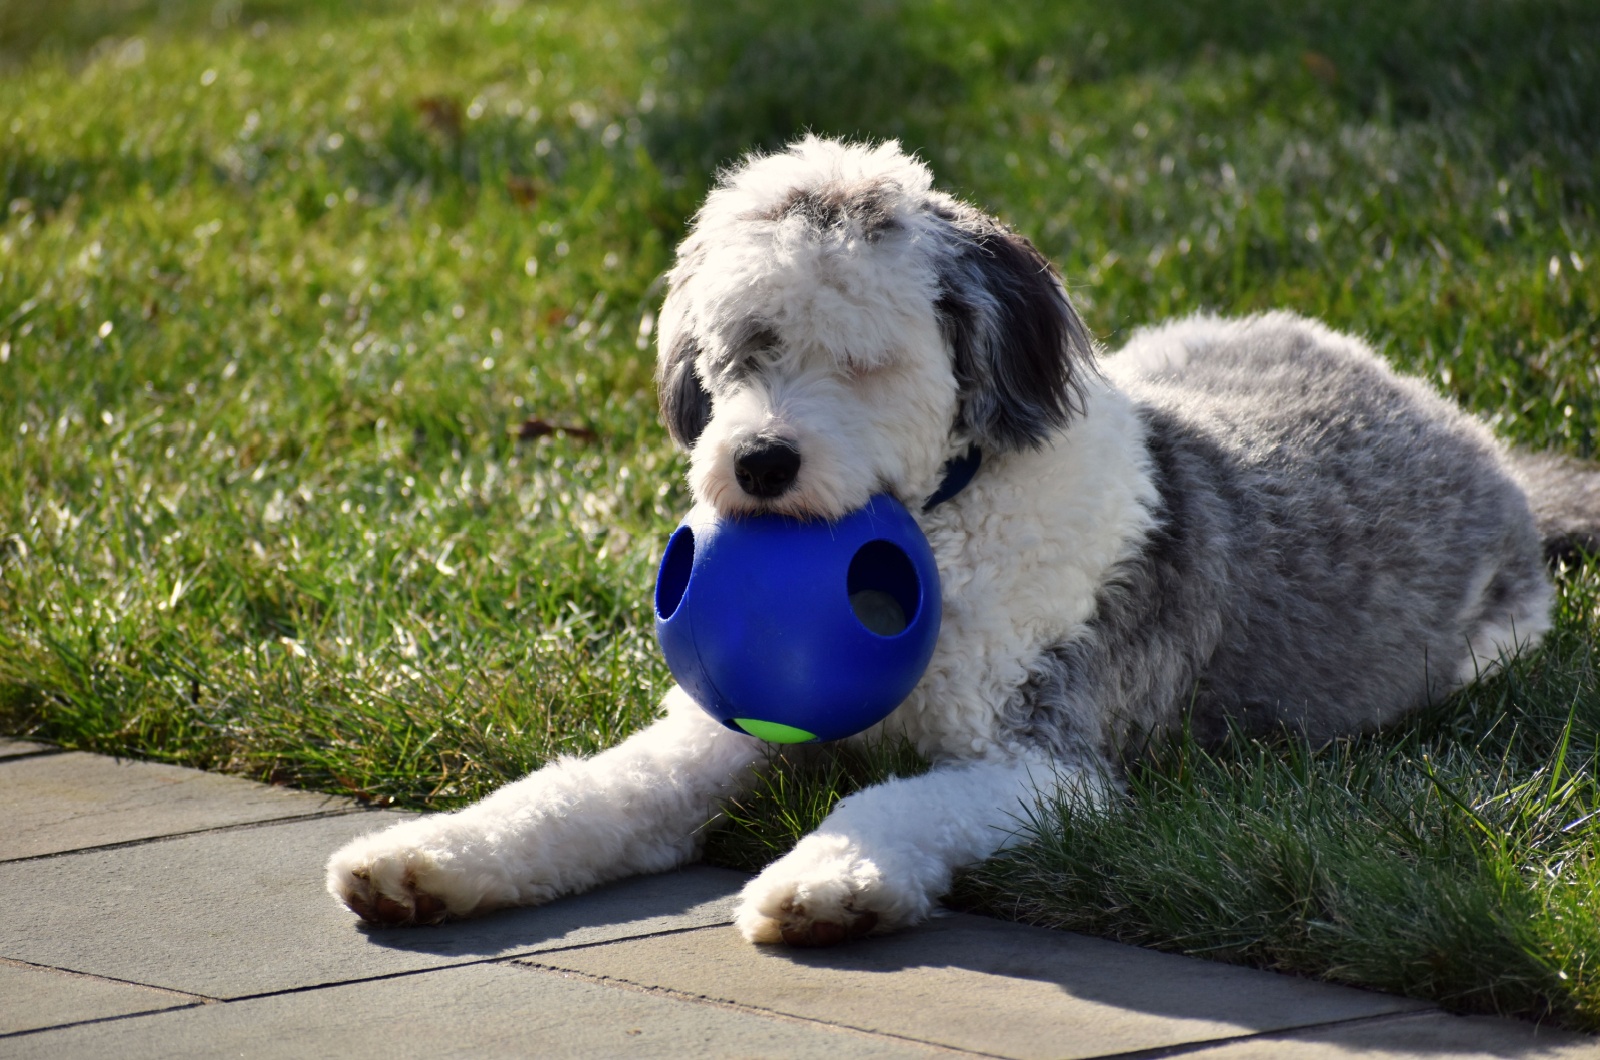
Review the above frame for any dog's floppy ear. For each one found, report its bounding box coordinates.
[933,204,1095,452]
[656,327,712,451]
[655,283,712,450]
[655,244,715,450]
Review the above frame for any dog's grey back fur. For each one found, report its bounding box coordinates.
[1006,314,1556,759]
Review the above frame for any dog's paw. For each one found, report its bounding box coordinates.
[738,891,881,947]
[735,834,920,947]
[326,819,517,928]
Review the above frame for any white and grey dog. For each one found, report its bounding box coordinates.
[328,136,1599,946]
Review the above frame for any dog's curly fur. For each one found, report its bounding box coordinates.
[327,137,1597,947]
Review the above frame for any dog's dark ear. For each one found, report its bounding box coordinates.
[656,327,712,450]
[934,205,1095,452]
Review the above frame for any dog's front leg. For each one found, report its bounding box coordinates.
[326,687,768,926]
[736,751,1106,946]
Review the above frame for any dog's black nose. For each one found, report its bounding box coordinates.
[733,439,802,498]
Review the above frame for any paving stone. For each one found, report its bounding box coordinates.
[523,917,1430,1060]
[0,812,746,999]
[0,752,353,860]
[0,960,948,1059]
[0,739,54,759]
[1182,1010,1600,1058]
[0,962,199,1037]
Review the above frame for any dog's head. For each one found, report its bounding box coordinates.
[656,136,1095,519]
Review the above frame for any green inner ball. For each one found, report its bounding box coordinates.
[850,589,908,636]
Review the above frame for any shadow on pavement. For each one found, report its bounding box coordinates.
[347,866,745,960]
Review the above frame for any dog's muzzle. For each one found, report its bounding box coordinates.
[733,439,802,499]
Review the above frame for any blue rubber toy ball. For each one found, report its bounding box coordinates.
[654,494,941,744]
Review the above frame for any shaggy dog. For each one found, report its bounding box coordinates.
[327,136,1598,946]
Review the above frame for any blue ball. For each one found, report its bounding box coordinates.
[654,494,942,743]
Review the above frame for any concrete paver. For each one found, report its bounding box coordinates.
[1184,1010,1600,1058]
[0,739,54,759]
[0,811,745,998]
[0,751,352,860]
[3,748,1595,1058]
[522,916,1428,1060]
[0,960,947,1059]
[0,961,199,1037]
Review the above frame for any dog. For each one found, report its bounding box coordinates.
[327,136,1599,946]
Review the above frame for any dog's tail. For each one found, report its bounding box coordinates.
[1509,451,1600,565]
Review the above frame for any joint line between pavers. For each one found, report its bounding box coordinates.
[0,746,68,762]
[209,924,735,1007]
[216,962,526,1005]
[500,918,736,957]
[512,960,1012,1059]
[0,806,374,865]
[1068,1009,1444,1060]
[0,954,215,1040]
[0,955,220,1004]
[0,1003,209,1042]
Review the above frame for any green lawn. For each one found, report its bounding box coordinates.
[3,0,1598,1029]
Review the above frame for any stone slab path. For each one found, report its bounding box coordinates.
[2,739,1595,1058]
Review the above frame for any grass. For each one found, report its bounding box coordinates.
[2,0,1598,1029]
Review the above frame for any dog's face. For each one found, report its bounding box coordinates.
[656,137,1096,519]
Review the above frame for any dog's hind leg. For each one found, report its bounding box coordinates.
[735,751,1111,946]
[326,687,769,926]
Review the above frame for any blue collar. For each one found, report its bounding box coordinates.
[922,445,983,511]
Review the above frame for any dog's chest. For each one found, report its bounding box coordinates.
[875,390,1160,757]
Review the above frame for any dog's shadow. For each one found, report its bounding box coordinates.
[348,865,745,961]
[356,874,1572,1057]
[761,914,1575,1059]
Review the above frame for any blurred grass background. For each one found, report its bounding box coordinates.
[2,0,1597,1027]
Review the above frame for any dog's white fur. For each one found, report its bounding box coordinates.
[673,141,965,522]
[327,137,1563,946]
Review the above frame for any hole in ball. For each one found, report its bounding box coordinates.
[846,539,919,637]
[655,526,695,621]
